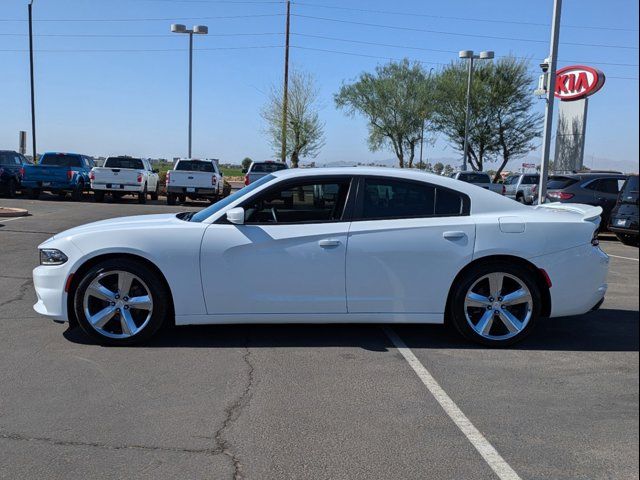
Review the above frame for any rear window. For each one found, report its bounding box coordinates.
[176,160,214,172]
[623,176,638,194]
[40,154,82,167]
[0,152,19,166]
[250,162,287,173]
[105,157,144,169]
[505,175,519,185]
[547,176,578,189]
[458,173,490,184]
[521,175,540,185]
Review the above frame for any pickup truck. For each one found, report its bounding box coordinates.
[166,158,223,205]
[243,160,288,186]
[0,150,31,198]
[22,152,94,200]
[450,171,503,194]
[503,173,540,205]
[90,156,159,203]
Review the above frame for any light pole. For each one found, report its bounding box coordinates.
[171,24,208,159]
[419,67,436,169]
[28,0,37,162]
[459,50,494,171]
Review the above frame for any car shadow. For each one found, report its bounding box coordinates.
[62,308,638,352]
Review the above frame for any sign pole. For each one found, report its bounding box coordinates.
[538,0,562,205]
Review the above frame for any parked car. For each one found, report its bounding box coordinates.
[503,173,540,204]
[450,171,503,194]
[33,167,609,348]
[22,152,94,200]
[90,156,159,204]
[546,172,627,229]
[166,159,223,205]
[0,150,31,198]
[608,174,638,246]
[243,160,287,185]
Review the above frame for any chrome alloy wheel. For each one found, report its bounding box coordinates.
[463,272,533,341]
[82,270,154,339]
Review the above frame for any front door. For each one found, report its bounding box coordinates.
[200,176,354,314]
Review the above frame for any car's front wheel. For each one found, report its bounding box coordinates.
[450,262,541,347]
[73,259,169,346]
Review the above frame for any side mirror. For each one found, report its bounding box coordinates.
[242,168,248,174]
[226,207,245,225]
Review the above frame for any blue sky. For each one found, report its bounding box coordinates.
[1,0,638,171]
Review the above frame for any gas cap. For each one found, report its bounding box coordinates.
[499,216,526,233]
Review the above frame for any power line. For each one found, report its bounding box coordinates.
[292,1,639,33]
[291,45,447,66]
[0,13,284,22]
[292,14,639,50]
[0,45,283,53]
[0,32,283,38]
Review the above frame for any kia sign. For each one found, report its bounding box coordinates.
[555,65,605,101]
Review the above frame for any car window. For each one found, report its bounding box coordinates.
[623,176,638,194]
[244,179,350,224]
[598,178,623,194]
[0,152,16,165]
[458,173,490,184]
[547,176,578,189]
[105,157,144,169]
[40,154,82,167]
[505,175,519,185]
[176,160,214,172]
[250,162,287,173]
[521,175,540,185]
[359,178,467,220]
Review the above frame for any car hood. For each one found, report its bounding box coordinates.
[48,213,182,241]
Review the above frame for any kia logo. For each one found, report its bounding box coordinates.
[555,65,605,101]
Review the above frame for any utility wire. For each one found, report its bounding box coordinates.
[292,1,639,33]
[292,14,640,50]
[0,32,283,38]
[0,13,284,22]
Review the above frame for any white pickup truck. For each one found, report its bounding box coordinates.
[90,156,159,203]
[166,159,223,205]
[450,171,503,194]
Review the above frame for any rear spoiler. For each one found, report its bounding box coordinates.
[535,202,603,224]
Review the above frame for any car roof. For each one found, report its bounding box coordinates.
[551,172,627,179]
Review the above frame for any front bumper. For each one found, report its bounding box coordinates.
[33,263,71,321]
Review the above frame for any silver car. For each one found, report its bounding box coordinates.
[503,173,540,204]
[243,161,288,186]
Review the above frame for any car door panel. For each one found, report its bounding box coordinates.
[200,223,349,314]
[346,216,476,314]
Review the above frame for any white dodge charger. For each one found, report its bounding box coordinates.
[33,167,610,347]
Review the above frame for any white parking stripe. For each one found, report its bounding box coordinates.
[0,216,26,223]
[383,327,522,480]
[608,254,639,262]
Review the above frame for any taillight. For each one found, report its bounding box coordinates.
[137,174,143,183]
[89,171,95,181]
[19,167,25,177]
[244,174,249,186]
[67,170,74,181]
[166,171,171,184]
[212,175,217,185]
[548,191,574,200]
[532,184,538,194]
[501,185,506,195]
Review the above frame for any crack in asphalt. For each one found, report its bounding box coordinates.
[0,278,33,310]
[213,342,255,480]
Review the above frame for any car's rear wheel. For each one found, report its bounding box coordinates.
[150,188,159,201]
[71,181,84,201]
[166,193,176,205]
[5,179,17,198]
[138,185,147,204]
[93,191,105,203]
[450,262,541,347]
[616,233,639,247]
[73,259,169,346]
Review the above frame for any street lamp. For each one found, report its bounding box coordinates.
[171,24,208,159]
[419,67,436,169]
[28,0,37,162]
[459,49,494,171]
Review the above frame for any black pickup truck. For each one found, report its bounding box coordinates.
[0,150,31,198]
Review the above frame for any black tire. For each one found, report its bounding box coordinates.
[71,181,84,201]
[6,179,17,198]
[166,193,176,205]
[28,188,41,199]
[178,195,186,204]
[516,193,525,204]
[73,258,170,346]
[138,185,147,204]
[150,188,159,201]
[93,191,105,203]
[616,233,639,247]
[449,261,542,347]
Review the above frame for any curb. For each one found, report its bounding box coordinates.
[0,207,29,218]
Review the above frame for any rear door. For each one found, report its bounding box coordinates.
[586,177,626,222]
[200,175,354,314]
[346,177,475,315]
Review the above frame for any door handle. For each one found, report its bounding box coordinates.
[443,231,466,240]
[318,239,341,248]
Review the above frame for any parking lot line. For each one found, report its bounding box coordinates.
[383,327,522,480]
[607,254,639,262]
[0,216,26,223]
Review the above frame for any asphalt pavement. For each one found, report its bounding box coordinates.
[0,194,638,480]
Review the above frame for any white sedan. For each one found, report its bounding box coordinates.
[33,167,609,347]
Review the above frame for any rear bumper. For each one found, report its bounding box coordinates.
[91,182,142,193]
[532,243,609,318]
[21,180,76,191]
[168,186,218,196]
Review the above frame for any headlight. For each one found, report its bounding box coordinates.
[39,249,68,265]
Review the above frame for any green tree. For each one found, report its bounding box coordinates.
[443,164,455,177]
[261,70,325,168]
[433,162,445,175]
[432,56,542,179]
[241,157,252,171]
[335,59,435,168]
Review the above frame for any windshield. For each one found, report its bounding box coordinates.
[40,154,82,167]
[105,157,144,169]
[250,162,287,173]
[623,175,638,194]
[189,174,276,222]
[458,173,490,184]
[176,160,214,172]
